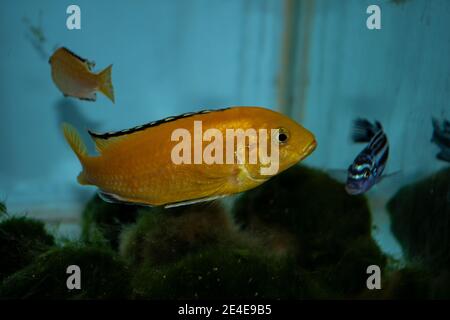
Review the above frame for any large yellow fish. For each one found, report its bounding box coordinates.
[63,107,316,207]
[49,47,115,103]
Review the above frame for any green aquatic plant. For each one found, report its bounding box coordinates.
[120,202,236,266]
[132,245,326,299]
[0,245,131,299]
[0,216,55,281]
[387,167,450,270]
[233,165,386,297]
[81,194,141,250]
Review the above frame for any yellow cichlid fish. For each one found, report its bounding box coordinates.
[62,106,316,208]
[49,47,115,103]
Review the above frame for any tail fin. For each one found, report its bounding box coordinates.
[98,64,115,103]
[351,118,381,143]
[62,123,90,185]
[62,123,87,160]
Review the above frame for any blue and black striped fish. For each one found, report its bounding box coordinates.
[431,117,450,162]
[345,119,389,195]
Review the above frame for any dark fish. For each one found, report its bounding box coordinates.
[431,117,450,162]
[346,119,389,195]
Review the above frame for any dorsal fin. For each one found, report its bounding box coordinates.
[61,47,88,63]
[89,134,129,153]
[88,108,230,141]
[61,47,95,70]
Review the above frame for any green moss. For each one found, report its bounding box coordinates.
[132,245,326,299]
[233,165,386,297]
[120,202,235,266]
[358,266,432,300]
[429,270,450,299]
[386,167,450,299]
[0,216,54,281]
[317,236,387,297]
[81,195,142,249]
[387,167,450,270]
[0,245,131,299]
[382,268,431,299]
[121,200,332,299]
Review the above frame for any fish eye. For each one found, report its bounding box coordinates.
[276,128,289,144]
[278,133,288,143]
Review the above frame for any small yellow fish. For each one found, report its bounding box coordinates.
[49,47,114,103]
[63,107,316,207]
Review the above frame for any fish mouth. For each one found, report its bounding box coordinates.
[300,139,317,160]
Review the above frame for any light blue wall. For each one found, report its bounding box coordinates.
[298,0,449,181]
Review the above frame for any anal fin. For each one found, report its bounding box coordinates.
[98,190,154,207]
[98,190,229,209]
[164,194,227,209]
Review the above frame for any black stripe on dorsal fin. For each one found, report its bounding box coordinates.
[88,107,230,140]
[61,47,89,64]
